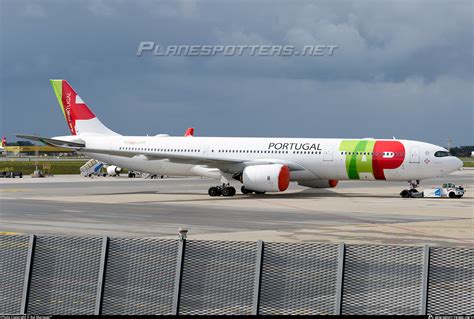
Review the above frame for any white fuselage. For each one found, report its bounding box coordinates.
[74,135,462,182]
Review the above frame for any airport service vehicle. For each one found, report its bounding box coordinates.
[80,159,105,177]
[127,170,141,178]
[80,159,122,177]
[0,171,23,178]
[18,80,463,197]
[401,183,465,198]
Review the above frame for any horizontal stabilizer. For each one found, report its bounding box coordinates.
[16,134,85,148]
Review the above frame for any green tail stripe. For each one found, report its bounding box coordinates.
[50,80,65,119]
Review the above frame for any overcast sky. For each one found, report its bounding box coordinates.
[1,0,473,146]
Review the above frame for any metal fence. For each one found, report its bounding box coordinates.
[0,234,472,315]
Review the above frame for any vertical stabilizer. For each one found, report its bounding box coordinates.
[51,80,119,136]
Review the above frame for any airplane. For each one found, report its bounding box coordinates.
[17,80,463,197]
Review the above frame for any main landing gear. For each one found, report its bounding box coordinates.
[208,184,236,197]
[400,180,421,198]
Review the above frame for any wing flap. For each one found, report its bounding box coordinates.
[83,148,244,165]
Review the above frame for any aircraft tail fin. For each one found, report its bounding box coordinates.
[184,127,194,137]
[50,80,119,136]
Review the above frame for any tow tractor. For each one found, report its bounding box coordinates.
[400,182,465,198]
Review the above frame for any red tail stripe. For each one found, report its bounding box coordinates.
[61,81,95,135]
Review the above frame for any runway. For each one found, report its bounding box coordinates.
[1,169,472,247]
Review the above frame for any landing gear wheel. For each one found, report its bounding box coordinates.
[222,187,236,197]
[241,186,252,195]
[254,191,266,195]
[449,192,456,198]
[456,195,463,198]
[208,187,220,197]
[400,189,410,198]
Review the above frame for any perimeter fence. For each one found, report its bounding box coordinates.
[1,235,472,315]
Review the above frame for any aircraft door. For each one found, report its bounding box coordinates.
[323,144,334,161]
[409,146,420,163]
[202,145,210,157]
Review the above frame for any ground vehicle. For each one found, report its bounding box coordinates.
[423,183,465,198]
[80,159,105,177]
[0,171,23,178]
[128,171,142,178]
[401,183,465,198]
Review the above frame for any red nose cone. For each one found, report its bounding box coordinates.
[278,165,290,191]
[328,179,338,188]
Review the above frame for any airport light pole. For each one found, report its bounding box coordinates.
[447,137,452,151]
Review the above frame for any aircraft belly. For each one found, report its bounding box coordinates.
[289,169,320,181]
[303,159,348,180]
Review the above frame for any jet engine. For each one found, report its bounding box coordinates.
[242,164,290,192]
[106,165,122,176]
[298,179,338,188]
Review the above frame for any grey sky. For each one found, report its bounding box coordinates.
[1,0,473,146]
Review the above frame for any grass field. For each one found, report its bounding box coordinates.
[0,161,88,175]
[460,157,474,167]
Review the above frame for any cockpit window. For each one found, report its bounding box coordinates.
[434,151,451,157]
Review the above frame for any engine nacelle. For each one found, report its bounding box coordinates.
[298,179,338,188]
[242,164,290,192]
[106,165,122,176]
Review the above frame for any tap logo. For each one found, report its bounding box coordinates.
[64,92,74,133]
[339,140,405,180]
[52,80,95,135]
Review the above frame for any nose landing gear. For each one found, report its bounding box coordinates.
[208,184,236,197]
[400,180,421,198]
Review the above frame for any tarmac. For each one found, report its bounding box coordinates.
[0,169,472,247]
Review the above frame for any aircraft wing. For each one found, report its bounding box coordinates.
[81,148,306,171]
[16,135,306,172]
[16,135,85,148]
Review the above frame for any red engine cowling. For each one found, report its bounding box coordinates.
[298,179,338,188]
[242,164,290,192]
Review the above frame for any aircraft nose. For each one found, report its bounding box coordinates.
[454,157,463,170]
